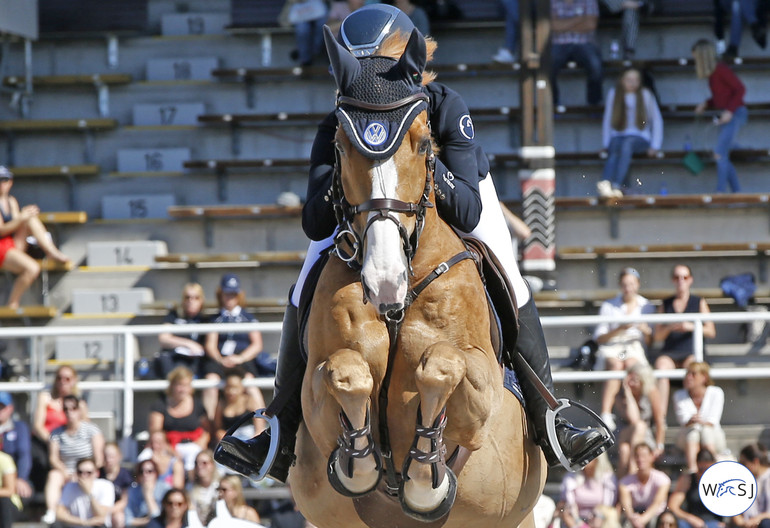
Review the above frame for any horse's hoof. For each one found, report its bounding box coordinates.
[398,466,457,522]
[327,447,382,498]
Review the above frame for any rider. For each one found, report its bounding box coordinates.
[215,4,613,482]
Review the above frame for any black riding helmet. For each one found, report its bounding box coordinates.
[339,4,417,57]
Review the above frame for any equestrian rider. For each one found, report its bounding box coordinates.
[215,4,613,482]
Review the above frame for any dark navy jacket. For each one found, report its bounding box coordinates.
[302,82,488,241]
[0,419,32,482]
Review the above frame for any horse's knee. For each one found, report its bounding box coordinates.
[415,342,466,393]
[323,349,373,396]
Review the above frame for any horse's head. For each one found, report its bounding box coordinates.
[325,27,435,316]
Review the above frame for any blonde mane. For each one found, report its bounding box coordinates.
[378,30,438,85]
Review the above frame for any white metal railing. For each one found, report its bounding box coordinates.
[1,311,769,437]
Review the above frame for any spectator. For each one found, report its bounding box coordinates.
[713,0,728,55]
[145,488,191,528]
[557,452,617,528]
[188,450,220,526]
[594,267,655,432]
[597,67,663,198]
[389,0,430,35]
[653,264,716,419]
[43,395,104,525]
[203,274,270,420]
[733,443,770,528]
[673,362,726,473]
[0,450,21,527]
[600,0,648,59]
[589,504,622,528]
[214,370,266,445]
[655,510,680,528]
[148,367,210,473]
[492,0,519,64]
[157,283,208,380]
[0,165,70,308]
[668,449,722,528]
[692,39,747,194]
[0,391,33,498]
[614,364,666,479]
[215,475,260,523]
[279,0,329,67]
[326,0,362,34]
[126,459,171,527]
[34,365,89,443]
[57,457,115,528]
[619,443,671,528]
[550,0,603,112]
[101,442,133,528]
[137,431,186,490]
[723,0,766,58]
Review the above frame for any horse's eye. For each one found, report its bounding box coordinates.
[418,139,431,155]
[334,140,345,155]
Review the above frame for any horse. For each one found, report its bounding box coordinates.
[289,28,547,528]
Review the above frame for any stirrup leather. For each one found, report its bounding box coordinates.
[545,399,615,472]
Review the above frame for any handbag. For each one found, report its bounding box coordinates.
[288,0,328,24]
[682,150,704,175]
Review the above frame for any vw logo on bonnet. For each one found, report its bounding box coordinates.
[364,122,389,147]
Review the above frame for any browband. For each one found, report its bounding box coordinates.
[337,92,429,112]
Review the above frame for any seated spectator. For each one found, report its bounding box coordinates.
[492,0,519,64]
[733,443,770,528]
[722,0,766,58]
[56,457,115,528]
[148,367,210,473]
[0,165,69,308]
[214,370,266,444]
[215,475,260,523]
[596,68,663,198]
[43,395,104,525]
[593,268,655,432]
[673,362,726,473]
[668,449,722,528]
[550,0,603,112]
[203,274,270,420]
[0,391,33,498]
[279,0,328,67]
[137,431,185,490]
[146,488,192,528]
[101,442,133,528]
[619,443,671,528]
[557,452,617,527]
[389,0,430,35]
[188,450,220,526]
[0,450,22,526]
[655,510,679,528]
[600,0,650,59]
[157,283,208,380]
[653,264,716,419]
[126,459,172,527]
[614,364,666,479]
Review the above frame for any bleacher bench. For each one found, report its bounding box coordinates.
[141,297,288,317]
[0,305,58,319]
[156,250,306,268]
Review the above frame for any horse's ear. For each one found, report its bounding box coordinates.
[397,29,427,85]
[324,25,360,93]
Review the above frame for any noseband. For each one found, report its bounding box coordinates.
[331,92,435,283]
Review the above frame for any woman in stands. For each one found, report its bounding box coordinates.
[157,282,209,379]
[125,459,171,527]
[188,450,220,526]
[667,449,722,528]
[215,475,260,524]
[618,443,671,528]
[596,68,663,198]
[594,267,655,433]
[33,365,89,442]
[146,488,191,528]
[692,39,747,193]
[213,370,266,444]
[137,431,185,490]
[101,442,133,528]
[673,361,726,473]
[216,4,613,482]
[733,443,770,528]
[149,366,210,474]
[43,394,105,525]
[556,452,617,528]
[202,273,270,421]
[0,165,69,308]
[653,264,716,421]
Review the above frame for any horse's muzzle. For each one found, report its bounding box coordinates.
[361,270,408,315]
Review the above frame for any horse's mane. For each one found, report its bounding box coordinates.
[378,31,437,86]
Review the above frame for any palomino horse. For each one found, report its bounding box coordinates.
[289,28,547,528]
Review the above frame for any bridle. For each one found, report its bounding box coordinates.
[331,91,435,290]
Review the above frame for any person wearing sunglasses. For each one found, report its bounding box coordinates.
[43,395,104,525]
[56,457,115,527]
[146,488,190,528]
[0,165,69,308]
[653,264,716,422]
[157,283,209,380]
[213,475,260,524]
[126,460,171,527]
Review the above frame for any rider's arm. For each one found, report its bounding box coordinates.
[302,112,339,241]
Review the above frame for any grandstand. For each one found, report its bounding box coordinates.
[0,0,769,524]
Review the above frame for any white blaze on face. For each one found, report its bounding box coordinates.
[360,156,409,314]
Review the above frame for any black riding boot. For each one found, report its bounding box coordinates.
[215,304,304,483]
[515,296,613,469]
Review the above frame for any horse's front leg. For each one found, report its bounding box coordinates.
[322,348,382,497]
[399,341,469,521]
